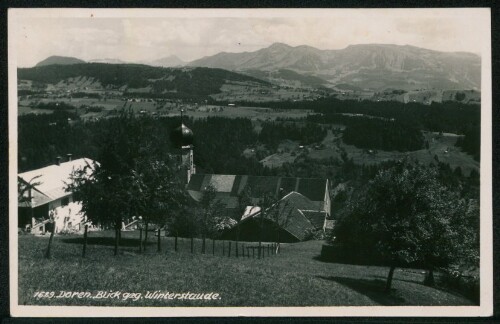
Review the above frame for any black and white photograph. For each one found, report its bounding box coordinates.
[8,8,492,317]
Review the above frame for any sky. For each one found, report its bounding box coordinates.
[11,9,490,67]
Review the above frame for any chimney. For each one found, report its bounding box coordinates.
[67,153,72,162]
[56,156,61,166]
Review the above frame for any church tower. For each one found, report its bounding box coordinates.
[170,109,196,184]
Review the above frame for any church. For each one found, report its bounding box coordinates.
[172,118,334,243]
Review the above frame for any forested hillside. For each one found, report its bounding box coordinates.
[224,97,480,159]
[342,118,424,152]
[18,64,269,99]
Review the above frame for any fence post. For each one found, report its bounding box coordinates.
[157,228,161,253]
[252,247,255,258]
[139,228,143,253]
[175,236,178,252]
[222,240,225,256]
[82,224,88,258]
[267,244,270,256]
[212,239,215,256]
[235,241,239,258]
[228,241,232,257]
[242,244,245,257]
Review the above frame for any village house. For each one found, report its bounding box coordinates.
[187,174,333,242]
[18,156,96,234]
[173,120,334,242]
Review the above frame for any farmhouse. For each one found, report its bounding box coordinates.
[174,121,333,242]
[18,156,95,234]
[187,175,332,242]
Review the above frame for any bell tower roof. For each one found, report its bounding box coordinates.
[170,109,194,148]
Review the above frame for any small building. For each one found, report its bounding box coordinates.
[221,191,330,242]
[187,174,332,242]
[18,156,95,234]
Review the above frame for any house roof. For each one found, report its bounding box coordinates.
[241,191,324,241]
[18,158,95,208]
[300,210,327,229]
[187,174,328,202]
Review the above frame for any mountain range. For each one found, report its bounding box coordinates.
[189,43,481,91]
[33,43,481,91]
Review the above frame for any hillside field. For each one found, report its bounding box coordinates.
[18,97,312,121]
[260,129,479,175]
[18,231,474,307]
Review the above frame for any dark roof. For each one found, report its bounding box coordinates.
[242,191,321,241]
[301,210,327,229]
[187,174,328,202]
[171,123,194,147]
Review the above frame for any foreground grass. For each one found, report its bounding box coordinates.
[18,231,474,307]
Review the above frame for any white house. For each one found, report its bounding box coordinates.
[18,156,96,234]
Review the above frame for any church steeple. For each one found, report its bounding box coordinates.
[170,108,195,184]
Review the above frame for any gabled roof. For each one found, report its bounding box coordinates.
[18,158,95,208]
[187,174,328,202]
[241,191,324,241]
[300,210,327,229]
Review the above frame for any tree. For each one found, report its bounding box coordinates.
[18,174,42,205]
[67,159,132,256]
[198,185,225,253]
[19,175,61,258]
[332,160,478,292]
[166,205,200,254]
[67,110,184,256]
[256,191,276,258]
[234,187,252,254]
[131,157,189,253]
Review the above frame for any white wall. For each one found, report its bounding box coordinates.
[49,196,85,233]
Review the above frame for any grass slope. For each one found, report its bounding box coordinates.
[18,231,474,307]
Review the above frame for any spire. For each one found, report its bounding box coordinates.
[170,107,194,148]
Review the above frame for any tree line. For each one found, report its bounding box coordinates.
[218,97,480,135]
[342,118,424,152]
[258,122,327,147]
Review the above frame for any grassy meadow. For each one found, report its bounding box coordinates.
[18,231,474,307]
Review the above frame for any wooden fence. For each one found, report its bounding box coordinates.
[135,228,282,259]
[142,235,281,259]
[181,238,280,259]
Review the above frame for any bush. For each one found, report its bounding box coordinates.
[303,228,325,241]
[438,269,479,304]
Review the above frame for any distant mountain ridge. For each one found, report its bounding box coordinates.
[88,58,128,64]
[35,55,186,68]
[189,43,481,91]
[146,55,186,67]
[35,56,86,67]
[34,43,481,91]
